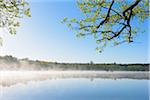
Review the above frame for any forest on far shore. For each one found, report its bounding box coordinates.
[0,55,149,71]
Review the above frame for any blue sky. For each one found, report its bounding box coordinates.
[0,1,149,63]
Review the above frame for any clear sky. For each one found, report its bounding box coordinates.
[0,0,149,63]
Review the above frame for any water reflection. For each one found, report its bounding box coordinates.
[0,78,149,100]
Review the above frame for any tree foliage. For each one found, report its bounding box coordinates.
[62,0,149,52]
[0,0,30,35]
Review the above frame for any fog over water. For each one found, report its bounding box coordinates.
[0,71,149,87]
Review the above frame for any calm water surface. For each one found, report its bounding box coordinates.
[0,78,149,100]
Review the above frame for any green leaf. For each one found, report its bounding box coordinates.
[70,18,76,22]
[63,17,68,22]
[24,8,31,17]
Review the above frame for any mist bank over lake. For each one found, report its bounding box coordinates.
[0,55,149,71]
[0,71,149,87]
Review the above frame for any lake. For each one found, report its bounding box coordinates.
[0,73,149,100]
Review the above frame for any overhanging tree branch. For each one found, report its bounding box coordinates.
[97,0,115,29]
[63,0,149,52]
[123,0,142,20]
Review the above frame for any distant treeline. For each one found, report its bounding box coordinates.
[0,55,149,71]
